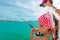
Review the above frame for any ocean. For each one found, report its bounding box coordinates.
[0,21,38,40]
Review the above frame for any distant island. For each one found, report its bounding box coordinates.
[0,19,37,22]
[0,20,17,22]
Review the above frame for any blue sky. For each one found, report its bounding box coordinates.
[0,0,60,21]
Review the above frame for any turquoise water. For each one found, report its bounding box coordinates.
[0,21,38,40]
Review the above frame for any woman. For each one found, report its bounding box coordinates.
[30,13,58,40]
[30,0,60,40]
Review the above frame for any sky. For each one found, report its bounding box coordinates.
[0,0,60,21]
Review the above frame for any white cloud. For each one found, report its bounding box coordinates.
[53,0,60,9]
[16,1,30,9]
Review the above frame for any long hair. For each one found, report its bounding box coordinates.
[53,15,59,40]
[49,0,53,4]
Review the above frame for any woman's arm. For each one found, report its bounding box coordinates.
[55,9,60,15]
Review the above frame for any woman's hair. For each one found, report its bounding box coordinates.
[53,15,58,39]
[49,0,53,4]
[53,15,58,27]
